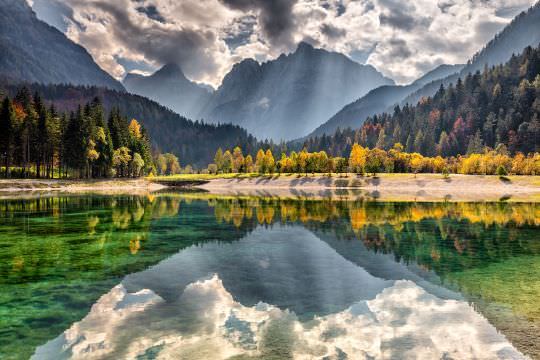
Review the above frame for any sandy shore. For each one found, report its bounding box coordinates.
[0,178,166,197]
[0,175,538,202]
[194,174,540,202]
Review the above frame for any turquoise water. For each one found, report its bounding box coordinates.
[0,194,539,359]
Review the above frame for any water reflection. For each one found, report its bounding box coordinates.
[0,194,538,359]
[0,195,253,360]
[35,225,524,360]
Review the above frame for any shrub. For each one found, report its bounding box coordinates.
[496,165,508,176]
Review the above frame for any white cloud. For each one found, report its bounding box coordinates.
[32,0,538,86]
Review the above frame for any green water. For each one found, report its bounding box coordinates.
[0,194,539,359]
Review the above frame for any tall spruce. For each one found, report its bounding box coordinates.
[0,98,14,177]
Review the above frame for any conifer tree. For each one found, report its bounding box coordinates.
[0,98,14,177]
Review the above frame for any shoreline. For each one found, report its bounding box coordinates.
[190,173,540,202]
[0,174,538,202]
[0,178,166,194]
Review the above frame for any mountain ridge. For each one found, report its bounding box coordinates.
[197,41,394,141]
[0,0,124,91]
[123,63,212,120]
[307,63,464,138]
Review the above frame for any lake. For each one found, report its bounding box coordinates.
[1,193,539,359]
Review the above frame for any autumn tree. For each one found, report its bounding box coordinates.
[349,143,367,174]
[164,153,180,175]
[232,146,244,172]
[255,149,266,173]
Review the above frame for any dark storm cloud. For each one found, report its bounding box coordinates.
[135,4,166,23]
[379,10,432,31]
[387,38,412,58]
[84,1,221,80]
[219,0,298,46]
[377,0,431,30]
[320,23,346,39]
[336,2,347,16]
[437,0,455,14]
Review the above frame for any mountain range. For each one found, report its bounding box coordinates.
[195,42,394,141]
[1,0,539,163]
[124,42,394,141]
[0,0,124,91]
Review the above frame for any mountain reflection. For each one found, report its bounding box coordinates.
[34,213,536,359]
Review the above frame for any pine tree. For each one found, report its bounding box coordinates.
[0,98,14,177]
[64,107,87,177]
[405,135,414,153]
[376,129,386,149]
[34,93,49,178]
[466,131,484,155]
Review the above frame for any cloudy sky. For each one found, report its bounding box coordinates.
[29,0,538,87]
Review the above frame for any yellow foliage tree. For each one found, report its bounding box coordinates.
[349,143,367,174]
[255,149,266,173]
[128,119,142,139]
[265,149,275,173]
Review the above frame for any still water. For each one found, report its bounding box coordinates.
[0,193,539,359]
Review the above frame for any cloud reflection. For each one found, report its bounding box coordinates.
[33,276,524,359]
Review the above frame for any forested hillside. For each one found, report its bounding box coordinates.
[308,64,464,138]
[0,82,258,167]
[309,2,540,140]
[400,2,540,109]
[0,90,152,178]
[298,44,540,157]
[0,0,124,91]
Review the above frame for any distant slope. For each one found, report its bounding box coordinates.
[308,64,464,137]
[298,42,540,157]
[411,64,465,87]
[310,2,540,139]
[123,64,211,120]
[400,1,540,107]
[0,81,257,167]
[199,42,394,141]
[0,0,124,91]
